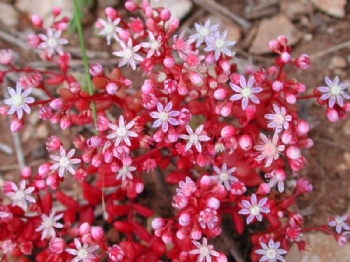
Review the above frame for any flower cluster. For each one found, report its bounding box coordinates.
[0,1,349,262]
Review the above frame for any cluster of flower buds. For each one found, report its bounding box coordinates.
[0,0,350,261]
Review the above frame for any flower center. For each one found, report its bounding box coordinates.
[330,85,341,96]
[43,218,54,228]
[159,111,169,121]
[189,134,199,144]
[11,95,24,107]
[241,87,252,98]
[59,157,69,167]
[104,23,115,34]
[215,39,225,49]
[117,127,127,138]
[150,40,160,50]
[157,72,167,82]
[219,172,229,181]
[14,190,25,201]
[199,246,210,256]
[273,114,285,125]
[47,37,57,48]
[77,248,89,259]
[199,28,209,37]
[266,248,277,259]
[264,143,277,157]
[123,48,133,59]
[121,165,129,174]
[249,205,261,216]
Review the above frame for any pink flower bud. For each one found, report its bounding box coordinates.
[97,115,110,131]
[0,49,14,65]
[10,118,24,132]
[199,175,211,187]
[286,93,296,104]
[280,52,291,63]
[135,181,144,194]
[31,14,43,27]
[125,0,138,12]
[163,56,175,69]
[297,120,309,135]
[27,34,41,48]
[295,54,310,69]
[272,80,283,92]
[160,8,171,21]
[152,218,165,230]
[296,83,306,93]
[49,98,63,110]
[106,82,119,95]
[188,71,202,85]
[277,35,288,46]
[105,7,117,20]
[60,115,71,130]
[46,136,62,151]
[53,7,61,17]
[190,227,202,240]
[162,231,173,243]
[268,39,279,52]
[141,79,154,94]
[79,222,91,236]
[217,254,228,262]
[281,131,292,145]
[118,29,131,42]
[256,183,271,195]
[296,178,313,193]
[207,197,220,210]
[89,63,103,76]
[168,18,179,34]
[221,125,236,138]
[69,82,81,94]
[56,22,68,31]
[21,166,32,179]
[327,108,339,122]
[205,53,215,64]
[286,146,301,160]
[91,226,104,240]
[219,59,230,72]
[221,105,231,117]
[239,135,252,151]
[179,213,191,226]
[108,245,125,261]
[87,136,102,148]
[214,88,229,100]
[34,180,46,190]
[38,163,51,178]
[49,238,65,254]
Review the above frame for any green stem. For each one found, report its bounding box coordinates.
[73,0,98,134]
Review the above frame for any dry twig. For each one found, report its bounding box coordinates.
[310,40,350,60]
[192,0,251,30]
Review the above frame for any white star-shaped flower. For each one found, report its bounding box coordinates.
[264,104,292,133]
[38,28,68,57]
[238,194,270,224]
[5,180,35,211]
[179,125,210,153]
[254,133,285,167]
[150,102,180,132]
[210,163,237,190]
[113,38,143,70]
[3,82,34,119]
[50,146,81,177]
[65,238,99,262]
[255,239,287,262]
[204,30,236,61]
[188,237,219,262]
[107,116,138,147]
[97,16,121,45]
[318,76,350,108]
[36,210,64,240]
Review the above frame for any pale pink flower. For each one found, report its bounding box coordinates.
[254,133,285,167]
[150,102,180,132]
[210,163,237,190]
[113,38,143,70]
[318,76,350,108]
[265,169,286,193]
[204,30,236,61]
[5,180,35,210]
[38,28,68,57]
[140,31,162,58]
[198,208,219,229]
[189,237,219,262]
[65,238,99,262]
[107,116,138,147]
[50,146,81,177]
[3,82,34,119]
[188,19,219,48]
[184,50,205,68]
[179,125,210,152]
[36,210,64,240]
[230,76,263,110]
[255,239,287,262]
[328,215,350,234]
[172,31,190,59]
[0,49,14,64]
[97,17,121,45]
[264,104,292,133]
[177,177,196,197]
[238,194,270,224]
[116,163,136,181]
